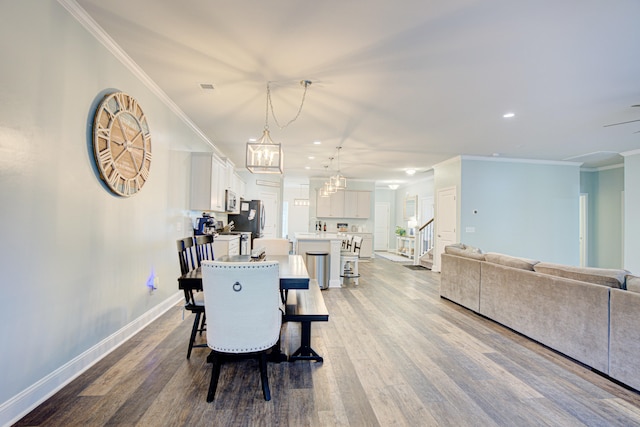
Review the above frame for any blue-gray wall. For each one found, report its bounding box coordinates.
[460,158,580,263]
[580,166,624,268]
[0,1,213,421]
[434,156,581,265]
[624,152,640,273]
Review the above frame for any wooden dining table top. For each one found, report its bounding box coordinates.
[177,254,310,291]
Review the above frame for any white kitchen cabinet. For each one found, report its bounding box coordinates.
[213,235,240,257]
[316,190,345,217]
[317,190,370,219]
[190,153,228,212]
[343,191,371,219]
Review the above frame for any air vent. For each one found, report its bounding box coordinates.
[200,83,215,90]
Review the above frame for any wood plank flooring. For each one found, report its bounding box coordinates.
[15,258,640,426]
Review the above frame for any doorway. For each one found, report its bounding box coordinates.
[374,202,390,251]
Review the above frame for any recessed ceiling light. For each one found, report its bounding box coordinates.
[308,156,315,160]
[503,112,515,118]
[388,184,399,190]
[304,166,311,170]
[313,141,322,145]
[248,138,257,142]
[200,83,215,90]
[405,169,416,175]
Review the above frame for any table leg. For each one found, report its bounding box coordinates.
[289,321,323,362]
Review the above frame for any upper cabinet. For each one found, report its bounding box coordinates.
[344,191,371,218]
[317,190,370,218]
[190,153,244,212]
[316,190,345,217]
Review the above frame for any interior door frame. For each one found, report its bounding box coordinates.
[433,186,457,272]
[579,193,588,267]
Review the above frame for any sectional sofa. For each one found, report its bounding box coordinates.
[440,244,640,391]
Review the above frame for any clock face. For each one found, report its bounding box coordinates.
[93,92,152,197]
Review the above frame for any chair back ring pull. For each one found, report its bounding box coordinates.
[232,282,242,292]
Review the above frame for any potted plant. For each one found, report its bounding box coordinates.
[395,226,406,236]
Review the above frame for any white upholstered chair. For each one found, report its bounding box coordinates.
[201,260,282,401]
[252,238,290,256]
[340,235,362,286]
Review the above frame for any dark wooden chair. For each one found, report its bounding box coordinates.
[194,234,215,265]
[177,237,207,359]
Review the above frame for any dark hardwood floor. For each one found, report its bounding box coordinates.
[15,257,640,426]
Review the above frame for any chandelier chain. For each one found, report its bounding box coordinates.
[266,81,310,130]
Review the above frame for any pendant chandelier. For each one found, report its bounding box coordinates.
[319,165,333,197]
[330,146,347,190]
[246,80,311,174]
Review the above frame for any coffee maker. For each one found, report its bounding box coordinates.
[194,213,216,235]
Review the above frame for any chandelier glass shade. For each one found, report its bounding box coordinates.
[246,129,283,174]
[331,173,347,190]
[329,146,347,190]
[324,180,337,194]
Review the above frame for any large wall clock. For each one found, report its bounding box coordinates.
[92,92,152,197]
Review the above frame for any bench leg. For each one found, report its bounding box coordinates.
[289,321,323,362]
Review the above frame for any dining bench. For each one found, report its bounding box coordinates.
[283,280,329,362]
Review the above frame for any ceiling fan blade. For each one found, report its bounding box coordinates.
[603,118,640,127]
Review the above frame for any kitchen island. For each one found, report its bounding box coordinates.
[294,233,343,288]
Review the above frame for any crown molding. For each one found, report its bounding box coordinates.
[580,163,624,172]
[460,155,582,167]
[57,0,222,157]
[621,149,640,157]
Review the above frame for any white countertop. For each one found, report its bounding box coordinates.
[214,234,240,241]
[295,232,342,240]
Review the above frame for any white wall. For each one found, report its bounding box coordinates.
[283,179,310,239]
[382,172,435,249]
[0,2,214,422]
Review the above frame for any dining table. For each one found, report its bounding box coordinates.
[177,254,310,362]
[177,254,310,295]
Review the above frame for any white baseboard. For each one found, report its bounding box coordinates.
[0,292,184,427]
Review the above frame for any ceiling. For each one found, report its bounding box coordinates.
[74,0,640,186]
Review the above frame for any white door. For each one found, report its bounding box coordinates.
[374,202,390,251]
[261,192,278,239]
[433,186,457,272]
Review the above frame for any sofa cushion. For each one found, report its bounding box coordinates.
[625,275,640,293]
[484,252,539,271]
[444,243,484,261]
[533,262,627,288]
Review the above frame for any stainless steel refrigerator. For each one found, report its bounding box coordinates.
[227,199,265,248]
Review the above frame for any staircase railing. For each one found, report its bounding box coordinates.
[415,218,434,265]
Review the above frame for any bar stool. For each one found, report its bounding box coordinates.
[340,235,362,286]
